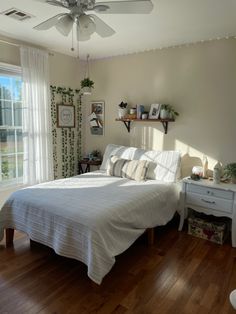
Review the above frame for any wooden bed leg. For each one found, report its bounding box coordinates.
[147,228,155,246]
[5,228,14,247]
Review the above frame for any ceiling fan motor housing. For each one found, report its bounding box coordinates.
[80,0,96,10]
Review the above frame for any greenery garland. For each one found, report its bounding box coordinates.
[50,85,82,179]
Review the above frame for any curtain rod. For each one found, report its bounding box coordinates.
[0,39,19,47]
[0,39,54,56]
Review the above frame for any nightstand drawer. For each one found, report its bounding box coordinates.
[187,184,233,200]
[186,192,233,213]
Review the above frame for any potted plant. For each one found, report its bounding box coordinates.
[118,101,128,119]
[160,104,179,120]
[91,150,101,161]
[80,78,94,95]
[224,163,236,183]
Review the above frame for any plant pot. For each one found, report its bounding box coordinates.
[118,108,128,119]
[168,112,175,119]
[83,87,92,95]
[160,109,169,119]
[231,176,236,184]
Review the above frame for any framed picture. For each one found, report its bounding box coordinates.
[148,104,161,120]
[57,104,75,128]
[88,101,105,136]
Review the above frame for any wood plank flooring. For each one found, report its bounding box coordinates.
[0,220,236,314]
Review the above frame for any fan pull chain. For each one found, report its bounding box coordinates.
[77,37,80,59]
[71,25,75,52]
[86,54,90,78]
[76,17,80,59]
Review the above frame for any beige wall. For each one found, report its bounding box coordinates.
[0,39,80,88]
[1,37,236,203]
[0,37,82,206]
[85,38,236,175]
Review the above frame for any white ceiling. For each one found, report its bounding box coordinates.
[0,0,236,59]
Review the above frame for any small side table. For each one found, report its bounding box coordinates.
[179,177,236,247]
[78,159,102,174]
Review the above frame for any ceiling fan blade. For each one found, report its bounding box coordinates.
[77,24,91,41]
[34,0,70,8]
[94,0,153,14]
[55,14,74,36]
[46,0,70,8]
[89,14,115,38]
[34,13,66,30]
[34,0,49,2]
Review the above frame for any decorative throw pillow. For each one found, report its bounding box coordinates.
[107,155,150,181]
[101,144,181,182]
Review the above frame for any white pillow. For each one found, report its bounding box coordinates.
[101,144,181,182]
[129,148,181,182]
[100,144,133,170]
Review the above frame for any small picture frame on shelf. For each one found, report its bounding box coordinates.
[148,104,161,120]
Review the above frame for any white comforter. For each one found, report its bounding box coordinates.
[0,171,179,284]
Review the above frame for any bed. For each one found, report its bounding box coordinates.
[0,144,181,284]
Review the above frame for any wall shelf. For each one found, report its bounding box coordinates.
[115,118,175,134]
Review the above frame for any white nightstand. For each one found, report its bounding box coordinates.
[179,177,236,247]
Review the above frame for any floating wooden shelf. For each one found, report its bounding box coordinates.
[115,118,175,134]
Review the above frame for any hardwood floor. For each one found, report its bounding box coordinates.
[0,220,236,314]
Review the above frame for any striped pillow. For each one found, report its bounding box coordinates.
[107,155,150,181]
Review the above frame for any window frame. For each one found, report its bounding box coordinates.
[0,62,23,188]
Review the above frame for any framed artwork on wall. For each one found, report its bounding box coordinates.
[88,101,105,136]
[148,104,161,119]
[57,104,75,128]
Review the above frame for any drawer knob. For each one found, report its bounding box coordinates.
[201,198,216,204]
[207,191,214,196]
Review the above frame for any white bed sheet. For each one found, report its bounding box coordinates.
[0,170,179,284]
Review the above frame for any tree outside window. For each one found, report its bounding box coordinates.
[0,73,23,185]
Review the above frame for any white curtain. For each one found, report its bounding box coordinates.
[20,46,53,185]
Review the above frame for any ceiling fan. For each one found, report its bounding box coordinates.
[34,0,153,41]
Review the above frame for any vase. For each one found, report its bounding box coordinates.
[160,109,169,119]
[213,168,221,184]
[118,108,128,119]
[213,162,223,184]
[129,108,136,115]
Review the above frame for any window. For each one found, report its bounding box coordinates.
[0,63,23,186]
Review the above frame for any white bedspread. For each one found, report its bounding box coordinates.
[0,171,179,284]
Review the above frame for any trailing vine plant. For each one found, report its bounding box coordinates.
[50,85,82,179]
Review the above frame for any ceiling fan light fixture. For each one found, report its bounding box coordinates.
[55,14,74,36]
[79,14,96,36]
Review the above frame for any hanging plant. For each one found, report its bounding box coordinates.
[50,85,82,179]
[80,78,94,89]
[50,85,75,97]
[80,55,94,95]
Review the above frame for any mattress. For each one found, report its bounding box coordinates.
[0,170,179,284]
